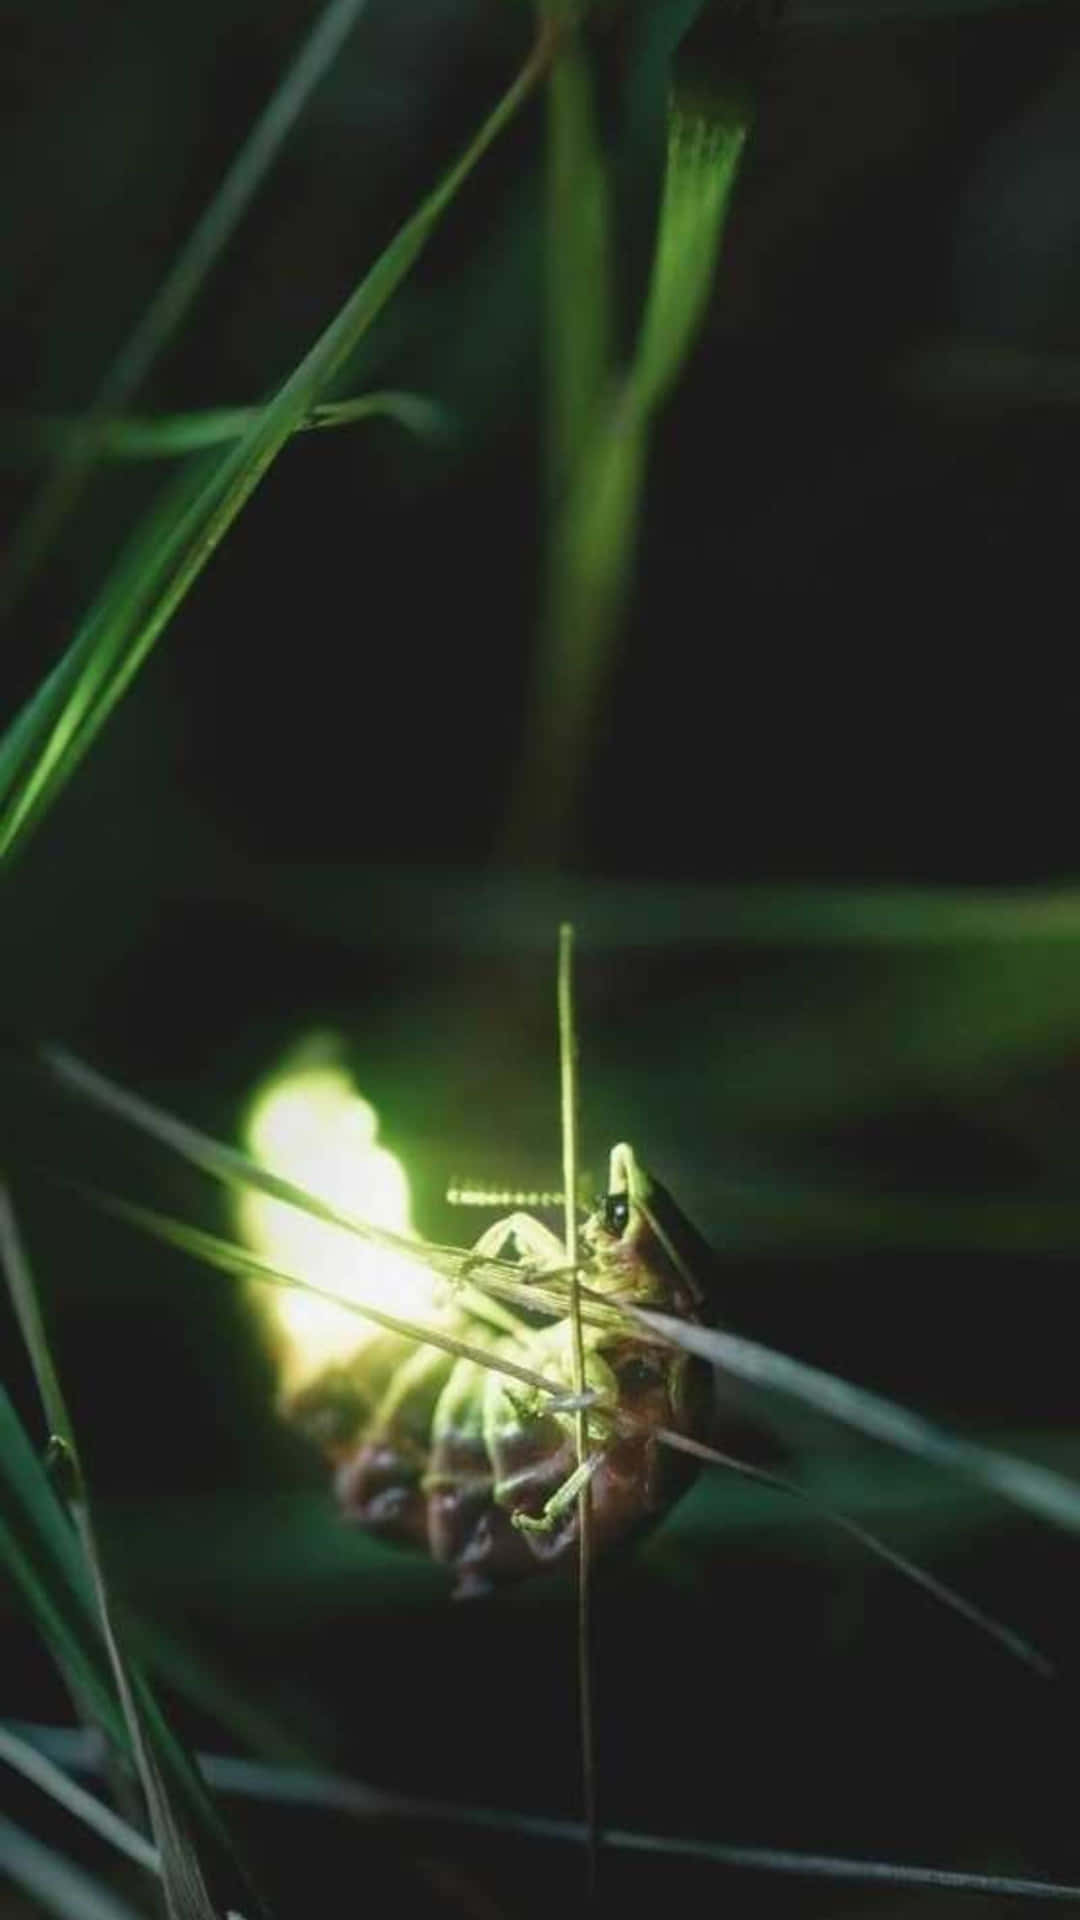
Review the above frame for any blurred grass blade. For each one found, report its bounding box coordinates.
[0,1724,159,1875]
[507,77,749,858]
[653,1429,1053,1675]
[0,1389,132,1755]
[85,1188,574,1400]
[789,0,1061,20]
[0,1816,152,1920]
[632,1304,1080,1533]
[543,26,613,496]
[0,1189,264,1920]
[39,1046,550,1307]
[0,0,370,616]
[15,1730,1080,1905]
[0,28,552,871]
[628,94,746,415]
[8,394,448,464]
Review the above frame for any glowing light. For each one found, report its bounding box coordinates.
[237,1050,437,1393]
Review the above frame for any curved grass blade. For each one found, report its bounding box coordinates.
[507,74,747,856]
[652,1427,1054,1676]
[15,1728,1080,1906]
[0,1189,265,1920]
[0,0,371,616]
[629,1302,1080,1534]
[7,395,448,464]
[0,26,554,871]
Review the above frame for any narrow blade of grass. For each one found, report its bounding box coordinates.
[1,1189,265,1920]
[14,1731,1080,1906]
[650,1427,1053,1676]
[0,1390,132,1757]
[556,925,596,1880]
[81,1187,578,1402]
[506,76,749,858]
[0,0,371,616]
[0,1816,152,1920]
[0,1724,159,1876]
[0,27,553,871]
[38,1046,548,1306]
[629,1303,1080,1534]
[7,394,448,464]
[543,24,613,497]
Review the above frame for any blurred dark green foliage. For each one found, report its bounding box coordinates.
[4,2,1080,1916]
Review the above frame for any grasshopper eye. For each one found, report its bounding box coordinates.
[603,1191,630,1236]
[615,1355,664,1395]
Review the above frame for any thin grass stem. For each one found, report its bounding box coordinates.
[557,923,597,1889]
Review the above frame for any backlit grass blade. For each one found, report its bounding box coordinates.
[629,1303,1080,1533]
[83,1188,579,1401]
[0,1190,265,1920]
[0,26,553,872]
[0,0,371,616]
[542,22,613,497]
[9,394,447,463]
[38,1046,557,1308]
[506,77,749,857]
[627,93,747,414]
[34,1037,1080,1258]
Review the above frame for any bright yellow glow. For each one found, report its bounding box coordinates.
[237,1052,437,1394]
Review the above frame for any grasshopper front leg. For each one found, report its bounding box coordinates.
[469,1211,568,1270]
[510,1449,604,1533]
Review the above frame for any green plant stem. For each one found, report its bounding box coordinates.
[557,924,597,1888]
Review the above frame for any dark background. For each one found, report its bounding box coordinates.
[4,2,1080,1915]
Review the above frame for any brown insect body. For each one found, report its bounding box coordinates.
[289,1144,714,1596]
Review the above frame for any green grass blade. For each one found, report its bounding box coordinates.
[506,75,748,857]
[84,1188,573,1400]
[0,1191,266,1920]
[7,394,448,463]
[38,1046,551,1305]
[0,1817,152,1920]
[0,1392,131,1757]
[630,1304,1080,1533]
[627,93,747,415]
[0,29,552,872]
[543,25,614,496]
[0,0,370,616]
[38,1038,1080,1260]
